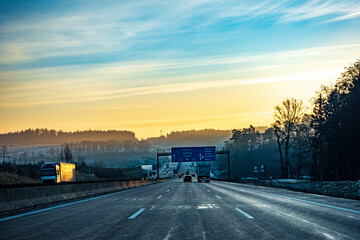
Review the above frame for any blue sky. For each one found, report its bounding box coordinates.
[1,0,360,137]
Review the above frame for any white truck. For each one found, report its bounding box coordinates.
[40,162,76,184]
[197,164,211,182]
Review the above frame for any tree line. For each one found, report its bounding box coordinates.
[0,129,136,145]
[226,60,360,181]
[1,128,237,147]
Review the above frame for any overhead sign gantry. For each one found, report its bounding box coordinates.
[171,146,216,162]
[156,146,230,179]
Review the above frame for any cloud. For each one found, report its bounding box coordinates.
[1,0,360,65]
[0,67,344,108]
[0,42,358,109]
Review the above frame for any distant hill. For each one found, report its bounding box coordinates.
[0,128,136,146]
[0,127,269,147]
[147,129,232,147]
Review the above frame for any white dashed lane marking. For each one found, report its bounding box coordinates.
[128,208,146,219]
[235,208,254,219]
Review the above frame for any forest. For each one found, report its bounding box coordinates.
[0,129,136,145]
[227,60,360,181]
[0,128,234,147]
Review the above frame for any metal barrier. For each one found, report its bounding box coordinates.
[0,178,168,214]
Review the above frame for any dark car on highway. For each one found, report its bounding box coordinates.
[183,175,192,182]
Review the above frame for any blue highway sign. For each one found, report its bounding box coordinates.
[171,146,216,162]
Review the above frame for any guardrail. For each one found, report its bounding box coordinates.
[0,178,169,214]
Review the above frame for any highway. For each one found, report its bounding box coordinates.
[1,164,360,240]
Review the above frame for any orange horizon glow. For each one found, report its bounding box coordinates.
[1,1,360,139]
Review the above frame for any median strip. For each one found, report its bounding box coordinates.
[235,208,254,219]
[128,208,146,219]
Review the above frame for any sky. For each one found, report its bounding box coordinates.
[0,0,360,139]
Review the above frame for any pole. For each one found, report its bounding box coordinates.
[227,152,230,178]
[157,155,160,179]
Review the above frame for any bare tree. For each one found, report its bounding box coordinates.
[46,147,57,161]
[273,98,305,178]
[2,145,7,164]
[60,144,73,163]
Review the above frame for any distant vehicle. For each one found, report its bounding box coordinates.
[178,175,182,178]
[185,171,190,175]
[183,175,192,182]
[149,170,157,179]
[197,164,210,182]
[180,172,184,176]
[141,165,152,171]
[192,173,195,177]
[40,162,76,184]
[300,176,313,180]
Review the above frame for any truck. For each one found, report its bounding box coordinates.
[40,162,76,184]
[197,164,211,182]
[148,170,157,180]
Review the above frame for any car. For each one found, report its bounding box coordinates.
[183,175,192,182]
[178,175,182,178]
[192,173,195,177]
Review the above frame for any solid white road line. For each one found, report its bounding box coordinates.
[0,186,149,223]
[128,208,146,219]
[235,208,254,219]
[242,188,360,215]
[215,195,222,199]
[157,195,163,199]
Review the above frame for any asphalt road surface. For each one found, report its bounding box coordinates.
[1,164,360,240]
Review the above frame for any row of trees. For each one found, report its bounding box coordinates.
[311,60,360,180]
[0,129,136,145]
[225,126,279,178]
[227,60,360,180]
[63,140,150,154]
[1,128,236,148]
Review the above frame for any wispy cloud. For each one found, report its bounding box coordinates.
[1,42,357,109]
[1,0,359,65]
[0,67,345,108]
